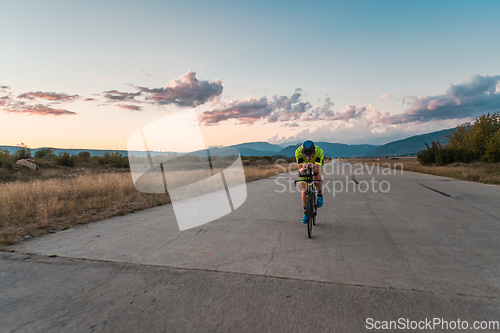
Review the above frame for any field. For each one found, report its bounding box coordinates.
[340,157,500,185]
[0,159,296,249]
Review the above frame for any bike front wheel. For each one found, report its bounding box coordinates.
[307,193,314,238]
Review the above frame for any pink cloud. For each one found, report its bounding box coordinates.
[134,71,223,107]
[115,104,142,111]
[199,89,310,125]
[3,103,76,116]
[18,91,80,102]
[103,90,141,102]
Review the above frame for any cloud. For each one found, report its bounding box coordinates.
[0,96,10,106]
[382,74,500,125]
[17,91,80,102]
[329,105,366,122]
[199,89,311,125]
[103,90,141,102]
[266,75,500,146]
[268,117,463,146]
[300,98,367,123]
[115,104,142,111]
[3,103,76,116]
[268,123,344,145]
[363,104,391,127]
[133,71,223,107]
[199,96,272,125]
[1,90,77,116]
[282,122,300,127]
[380,94,389,99]
[297,97,334,121]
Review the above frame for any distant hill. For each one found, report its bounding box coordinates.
[189,147,278,157]
[193,142,285,157]
[1,130,457,159]
[277,142,379,158]
[361,128,455,157]
[0,142,285,158]
[228,142,284,152]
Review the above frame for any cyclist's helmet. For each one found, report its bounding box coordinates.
[302,140,315,157]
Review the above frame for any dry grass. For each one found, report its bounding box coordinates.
[244,162,297,182]
[341,157,500,184]
[0,170,169,249]
[0,161,296,249]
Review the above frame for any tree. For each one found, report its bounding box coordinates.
[13,143,32,161]
[420,112,500,165]
[484,130,500,163]
[466,112,500,159]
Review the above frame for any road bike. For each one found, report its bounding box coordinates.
[294,165,321,238]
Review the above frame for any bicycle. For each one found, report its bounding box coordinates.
[294,165,322,238]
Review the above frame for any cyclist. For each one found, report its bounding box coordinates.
[295,140,324,224]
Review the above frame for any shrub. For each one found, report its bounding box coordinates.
[78,151,91,162]
[108,151,129,168]
[34,148,56,159]
[435,146,455,166]
[96,151,129,168]
[56,152,76,167]
[417,141,440,164]
[0,149,15,171]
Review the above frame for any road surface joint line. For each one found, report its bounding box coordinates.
[4,252,497,300]
[416,182,451,197]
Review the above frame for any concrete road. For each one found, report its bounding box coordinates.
[4,160,500,332]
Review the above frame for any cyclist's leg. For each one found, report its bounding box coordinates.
[300,182,307,223]
[313,164,323,207]
[313,164,322,192]
[300,182,307,207]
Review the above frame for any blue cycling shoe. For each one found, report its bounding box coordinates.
[302,214,308,224]
[317,196,323,208]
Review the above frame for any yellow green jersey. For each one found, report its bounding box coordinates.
[295,145,324,166]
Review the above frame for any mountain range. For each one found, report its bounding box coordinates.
[1,127,455,158]
[361,128,454,157]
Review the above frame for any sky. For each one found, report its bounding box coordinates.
[1,0,500,151]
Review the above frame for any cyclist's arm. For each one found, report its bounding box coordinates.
[296,151,305,172]
[314,149,324,165]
